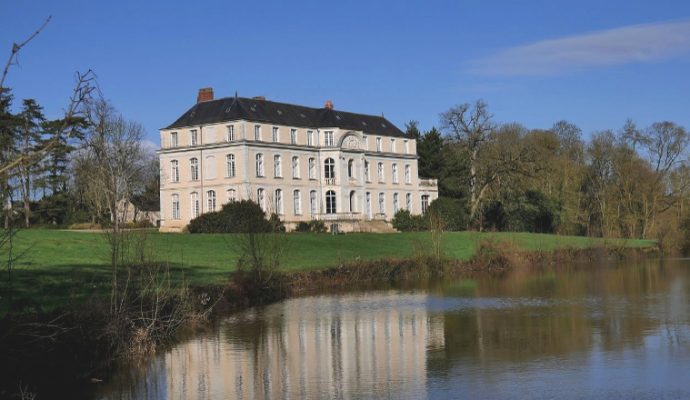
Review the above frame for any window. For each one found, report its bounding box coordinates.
[171,194,180,220]
[404,140,409,154]
[364,161,370,182]
[190,129,198,146]
[366,192,371,218]
[254,125,261,141]
[393,193,399,213]
[256,154,264,177]
[376,137,382,152]
[308,157,316,179]
[292,156,300,178]
[422,195,430,214]
[207,190,216,212]
[205,155,216,179]
[190,192,200,218]
[275,189,283,214]
[349,190,356,213]
[326,190,336,214]
[273,155,282,177]
[257,188,265,210]
[291,129,297,144]
[390,138,396,153]
[362,135,368,150]
[406,193,412,210]
[170,132,178,148]
[190,158,199,181]
[378,193,385,214]
[227,189,236,203]
[307,130,314,146]
[226,154,236,177]
[310,190,318,215]
[170,160,179,182]
[293,190,301,214]
[405,165,411,184]
[272,127,279,142]
[347,159,354,178]
[226,125,235,141]
[392,163,398,184]
[324,158,335,181]
[377,162,384,182]
[325,131,334,147]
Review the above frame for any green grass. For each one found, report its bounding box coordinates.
[0,229,655,313]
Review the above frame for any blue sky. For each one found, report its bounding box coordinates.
[3,0,690,145]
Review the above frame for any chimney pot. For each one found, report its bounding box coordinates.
[197,87,214,103]
[324,100,334,110]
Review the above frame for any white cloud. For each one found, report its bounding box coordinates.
[470,19,690,76]
[141,139,158,152]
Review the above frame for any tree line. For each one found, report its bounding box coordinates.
[411,100,690,251]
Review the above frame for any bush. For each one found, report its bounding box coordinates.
[428,197,468,231]
[294,220,327,233]
[187,200,273,234]
[392,210,428,232]
[295,221,311,232]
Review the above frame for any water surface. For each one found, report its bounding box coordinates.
[96,259,690,399]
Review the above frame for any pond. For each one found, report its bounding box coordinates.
[95,259,690,399]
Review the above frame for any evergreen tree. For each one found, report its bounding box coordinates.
[16,99,45,226]
[417,127,444,178]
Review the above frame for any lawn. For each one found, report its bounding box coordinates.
[0,229,655,313]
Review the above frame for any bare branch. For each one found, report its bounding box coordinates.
[0,16,52,90]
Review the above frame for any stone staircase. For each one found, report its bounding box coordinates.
[357,219,397,233]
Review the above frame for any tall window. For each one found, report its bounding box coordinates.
[293,190,301,214]
[390,138,396,153]
[362,135,368,150]
[190,158,199,181]
[421,195,430,214]
[308,158,316,179]
[254,125,261,141]
[378,193,385,214]
[347,159,354,179]
[376,137,382,152]
[404,140,409,154]
[256,154,264,177]
[326,190,336,214]
[170,132,178,148]
[392,163,398,184]
[292,156,300,178]
[377,162,384,182]
[207,190,216,212]
[349,190,356,213]
[272,127,279,142]
[226,125,235,141]
[257,188,265,210]
[364,161,370,182]
[275,189,283,214]
[290,128,297,144]
[171,194,180,220]
[273,155,282,177]
[405,165,411,184]
[190,129,198,146]
[324,158,335,181]
[310,190,318,215]
[393,193,399,213]
[190,192,199,218]
[366,192,372,218]
[406,193,412,210]
[227,189,236,203]
[324,131,334,147]
[170,160,179,182]
[307,130,314,146]
[226,154,236,177]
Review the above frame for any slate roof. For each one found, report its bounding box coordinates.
[165,96,407,138]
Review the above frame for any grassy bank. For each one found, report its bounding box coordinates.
[1,229,655,313]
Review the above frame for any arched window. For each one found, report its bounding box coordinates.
[292,156,300,178]
[310,190,318,216]
[377,162,384,182]
[190,158,199,181]
[171,194,180,220]
[256,154,264,177]
[207,190,216,212]
[349,190,356,212]
[393,193,399,213]
[257,188,265,210]
[170,160,179,182]
[190,192,199,218]
[378,192,385,214]
[421,195,430,214]
[406,193,412,210]
[273,155,282,177]
[226,154,236,177]
[275,189,283,214]
[205,155,216,179]
[324,158,335,180]
[326,190,336,214]
[347,159,354,178]
[364,160,370,182]
[293,190,301,214]
[227,189,236,203]
[308,158,316,179]
[392,163,398,184]
[405,164,411,184]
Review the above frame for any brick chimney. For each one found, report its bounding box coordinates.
[197,87,214,103]
[324,100,334,110]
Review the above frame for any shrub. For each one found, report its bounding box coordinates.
[187,211,226,233]
[308,220,327,233]
[392,210,428,232]
[428,197,468,231]
[295,221,311,232]
[187,200,273,233]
